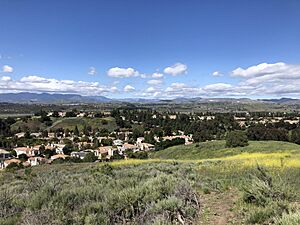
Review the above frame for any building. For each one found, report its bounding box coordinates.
[162,135,193,145]
[136,137,145,145]
[121,143,139,152]
[0,149,11,169]
[3,159,22,168]
[70,150,91,159]
[50,144,66,154]
[92,146,115,159]
[139,143,155,151]
[14,147,40,157]
[50,154,68,161]
[27,157,47,166]
[113,139,123,146]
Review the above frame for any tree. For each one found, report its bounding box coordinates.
[52,111,59,117]
[226,130,248,148]
[83,152,98,162]
[291,128,300,145]
[74,126,79,136]
[18,153,29,161]
[42,130,48,138]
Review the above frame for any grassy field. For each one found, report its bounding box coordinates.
[48,117,117,132]
[151,140,300,160]
[10,116,118,133]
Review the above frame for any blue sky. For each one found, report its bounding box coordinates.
[1,0,300,99]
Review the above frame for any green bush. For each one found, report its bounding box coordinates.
[226,130,248,148]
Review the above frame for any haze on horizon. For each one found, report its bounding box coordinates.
[1,0,300,99]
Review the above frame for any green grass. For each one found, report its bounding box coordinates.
[49,117,117,132]
[11,118,47,132]
[150,140,300,160]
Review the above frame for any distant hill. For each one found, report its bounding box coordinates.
[0,92,299,105]
[259,97,299,104]
[0,92,111,103]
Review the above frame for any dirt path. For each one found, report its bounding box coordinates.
[198,188,242,225]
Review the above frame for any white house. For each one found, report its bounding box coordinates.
[136,137,145,145]
[27,157,46,166]
[113,139,123,146]
[121,143,139,153]
[92,146,115,159]
[70,150,91,159]
[50,144,66,154]
[14,147,40,157]
[139,143,155,151]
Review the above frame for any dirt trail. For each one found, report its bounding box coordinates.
[198,189,242,225]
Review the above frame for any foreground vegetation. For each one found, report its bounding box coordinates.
[2,139,300,224]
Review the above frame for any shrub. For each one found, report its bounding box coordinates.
[275,212,300,225]
[226,130,248,148]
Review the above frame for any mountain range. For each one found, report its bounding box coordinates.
[0,92,298,104]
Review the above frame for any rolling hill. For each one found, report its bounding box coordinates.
[150,140,300,160]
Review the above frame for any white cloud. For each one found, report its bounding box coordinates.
[0,75,117,96]
[107,67,139,78]
[152,72,164,78]
[147,79,163,85]
[88,66,97,75]
[203,83,233,92]
[1,76,12,82]
[124,85,135,92]
[231,62,288,78]
[145,87,157,93]
[163,63,187,76]
[2,65,13,73]
[212,71,222,76]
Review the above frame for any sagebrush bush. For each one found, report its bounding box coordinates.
[242,166,296,224]
[275,212,300,225]
[0,162,200,225]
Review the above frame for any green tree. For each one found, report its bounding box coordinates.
[226,130,249,148]
[83,152,98,162]
[74,126,79,136]
[291,128,300,145]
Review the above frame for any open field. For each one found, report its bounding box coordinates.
[48,117,117,132]
[151,140,300,160]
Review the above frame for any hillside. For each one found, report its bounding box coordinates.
[49,117,117,132]
[11,117,118,133]
[150,140,300,160]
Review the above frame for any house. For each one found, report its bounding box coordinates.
[31,132,41,138]
[0,149,11,161]
[162,135,193,145]
[122,143,139,152]
[92,146,115,159]
[3,158,22,168]
[27,157,47,166]
[0,149,11,169]
[70,150,91,159]
[14,146,40,157]
[15,132,25,138]
[113,139,123,146]
[139,143,155,151]
[50,154,68,161]
[136,137,145,145]
[50,144,66,154]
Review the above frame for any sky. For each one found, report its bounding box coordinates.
[1,0,300,99]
